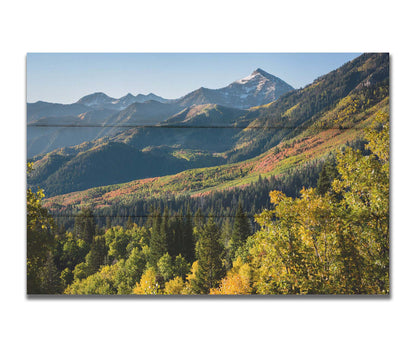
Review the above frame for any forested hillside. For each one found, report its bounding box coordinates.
[27,110,389,294]
[29,53,388,197]
[43,91,388,219]
[27,53,389,295]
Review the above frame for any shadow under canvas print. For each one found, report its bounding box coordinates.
[26,53,389,295]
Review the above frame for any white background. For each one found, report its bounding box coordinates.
[1,1,414,346]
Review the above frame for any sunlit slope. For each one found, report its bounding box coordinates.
[44,95,388,212]
[31,53,388,198]
[225,53,389,163]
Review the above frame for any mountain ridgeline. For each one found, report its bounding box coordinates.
[29,54,389,201]
[27,68,293,158]
[27,53,390,296]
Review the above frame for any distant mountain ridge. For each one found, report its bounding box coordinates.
[27,101,91,123]
[175,68,293,109]
[27,68,294,157]
[29,68,293,116]
[73,69,293,110]
[76,92,168,110]
[29,54,389,199]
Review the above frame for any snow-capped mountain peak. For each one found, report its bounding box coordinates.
[236,68,269,84]
[236,72,259,84]
[176,68,293,109]
[75,69,292,111]
[221,69,293,108]
[253,68,268,75]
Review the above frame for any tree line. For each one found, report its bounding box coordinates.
[27,111,389,295]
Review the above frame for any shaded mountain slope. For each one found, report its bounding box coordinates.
[112,104,250,153]
[30,53,389,200]
[162,104,247,126]
[27,108,116,157]
[29,104,250,196]
[29,141,221,197]
[27,101,91,122]
[44,95,389,212]
[27,68,294,157]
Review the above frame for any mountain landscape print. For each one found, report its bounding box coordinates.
[27,53,389,295]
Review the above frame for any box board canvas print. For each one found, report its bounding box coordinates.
[27,53,389,295]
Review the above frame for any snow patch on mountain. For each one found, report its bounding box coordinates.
[236,72,258,84]
[75,68,293,111]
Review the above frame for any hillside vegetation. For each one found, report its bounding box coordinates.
[27,53,390,295]
[44,92,388,213]
[28,109,389,294]
[30,54,388,199]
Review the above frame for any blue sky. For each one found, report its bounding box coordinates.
[27,53,361,104]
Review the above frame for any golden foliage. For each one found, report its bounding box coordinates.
[210,257,252,295]
[246,111,389,294]
[164,276,186,295]
[132,267,160,295]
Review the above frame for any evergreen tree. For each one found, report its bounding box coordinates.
[39,252,62,294]
[317,154,339,196]
[193,208,205,242]
[221,218,233,270]
[170,211,184,258]
[85,235,107,273]
[126,216,134,230]
[173,254,190,280]
[74,208,96,244]
[230,202,252,260]
[183,205,195,262]
[149,209,167,267]
[161,208,174,255]
[194,215,225,294]
[106,216,112,230]
[157,252,174,282]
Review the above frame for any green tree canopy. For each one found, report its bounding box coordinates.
[194,215,225,294]
[27,163,56,294]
